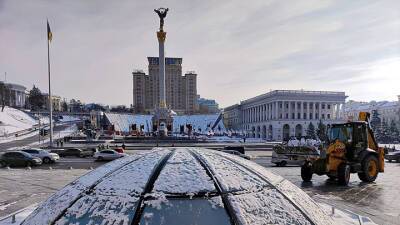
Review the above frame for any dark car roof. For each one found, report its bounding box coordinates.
[4,151,32,157]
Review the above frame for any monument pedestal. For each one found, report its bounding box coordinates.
[152,107,174,136]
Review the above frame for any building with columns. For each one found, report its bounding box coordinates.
[344,96,400,126]
[5,83,27,108]
[224,90,347,141]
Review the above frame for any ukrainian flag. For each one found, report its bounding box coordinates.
[47,20,52,42]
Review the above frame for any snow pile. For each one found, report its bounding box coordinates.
[288,138,321,147]
[0,107,37,135]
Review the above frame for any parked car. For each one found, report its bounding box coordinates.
[221,150,251,160]
[47,148,65,155]
[385,150,400,162]
[58,148,84,158]
[21,148,59,164]
[0,151,42,167]
[114,147,124,153]
[94,150,126,161]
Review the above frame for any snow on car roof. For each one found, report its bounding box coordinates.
[22,148,333,225]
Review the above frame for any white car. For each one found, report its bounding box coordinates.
[94,150,126,161]
[21,148,60,164]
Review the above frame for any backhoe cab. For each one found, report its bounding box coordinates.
[301,112,384,185]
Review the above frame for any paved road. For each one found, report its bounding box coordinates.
[254,157,400,225]
[0,124,72,151]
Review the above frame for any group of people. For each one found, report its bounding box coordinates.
[55,139,64,147]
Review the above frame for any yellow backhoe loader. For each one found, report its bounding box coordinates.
[301,112,384,185]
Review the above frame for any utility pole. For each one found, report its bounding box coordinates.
[38,115,41,144]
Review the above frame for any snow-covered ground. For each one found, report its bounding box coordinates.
[58,115,81,123]
[0,107,37,135]
[7,124,78,150]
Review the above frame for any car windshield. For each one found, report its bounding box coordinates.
[329,125,353,144]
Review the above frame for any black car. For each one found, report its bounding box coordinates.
[58,148,83,157]
[0,151,42,167]
[385,150,400,162]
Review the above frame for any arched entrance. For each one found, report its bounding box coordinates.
[268,125,273,140]
[282,124,290,141]
[262,125,267,139]
[295,124,303,139]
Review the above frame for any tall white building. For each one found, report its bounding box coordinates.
[132,57,198,115]
[224,90,347,141]
[344,97,400,125]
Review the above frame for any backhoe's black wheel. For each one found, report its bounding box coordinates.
[327,174,336,180]
[301,161,313,182]
[338,163,351,185]
[358,155,379,182]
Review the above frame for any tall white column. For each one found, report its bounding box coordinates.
[300,102,303,119]
[294,101,297,120]
[313,102,316,120]
[157,31,166,108]
[268,103,271,120]
[319,102,322,120]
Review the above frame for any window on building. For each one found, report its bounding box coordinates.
[304,113,307,119]
[322,104,325,109]
[327,114,331,119]
[310,113,313,120]
[316,113,319,119]
[322,114,325,119]
[298,113,301,119]
[285,113,288,119]
[292,113,295,119]
[328,104,331,109]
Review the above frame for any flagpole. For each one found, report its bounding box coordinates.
[47,20,53,147]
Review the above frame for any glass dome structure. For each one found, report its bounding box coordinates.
[22,148,334,225]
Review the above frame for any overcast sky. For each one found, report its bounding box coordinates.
[1,0,399,107]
